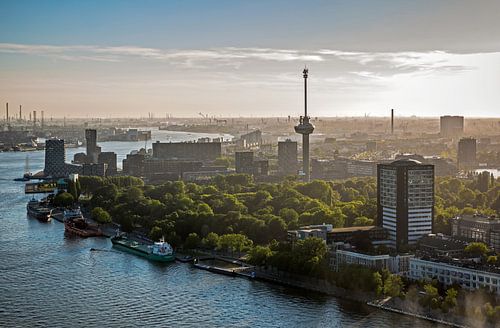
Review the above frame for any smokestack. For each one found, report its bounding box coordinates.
[41,110,44,129]
[19,105,22,122]
[33,110,37,127]
[29,112,32,122]
[6,103,8,123]
[391,109,394,135]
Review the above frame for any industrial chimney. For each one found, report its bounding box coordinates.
[391,109,394,135]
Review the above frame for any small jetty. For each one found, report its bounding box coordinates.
[193,257,256,279]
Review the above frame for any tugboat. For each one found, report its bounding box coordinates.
[64,207,103,237]
[111,233,175,262]
[26,197,52,222]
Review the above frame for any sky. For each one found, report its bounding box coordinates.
[1,0,500,118]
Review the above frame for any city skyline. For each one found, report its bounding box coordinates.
[2,0,500,118]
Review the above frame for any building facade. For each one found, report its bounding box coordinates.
[44,138,82,178]
[234,151,268,176]
[85,129,98,163]
[82,163,106,177]
[44,139,66,177]
[377,159,434,250]
[278,139,298,175]
[332,249,414,275]
[98,152,117,176]
[346,159,377,177]
[235,151,254,174]
[152,141,221,162]
[410,258,500,295]
[451,215,500,252]
[458,137,477,170]
[440,116,464,138]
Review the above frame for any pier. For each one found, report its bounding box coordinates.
[193,257,256,279]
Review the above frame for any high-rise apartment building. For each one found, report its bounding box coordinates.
[377,159,434,250]
[44,139,66,177]
[440,116,464,138]
[457,137,477,170]
[85,129,98,163]
[278,139,298,175]
[44,139,82,178]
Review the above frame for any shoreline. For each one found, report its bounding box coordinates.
[193,262,481,328]
[367,301,468,328]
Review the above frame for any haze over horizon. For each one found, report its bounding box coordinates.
[1,0,500,118]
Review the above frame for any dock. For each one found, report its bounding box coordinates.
[192,257,256,279]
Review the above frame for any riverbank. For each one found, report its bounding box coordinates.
[368,299,469,328]
[193,261,488,328]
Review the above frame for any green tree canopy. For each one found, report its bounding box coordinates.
[53,192,75,207]
[91,207,111,224]
[465,242,490,257]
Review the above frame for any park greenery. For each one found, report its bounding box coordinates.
[73,173,500,323]
[77,173,500,249]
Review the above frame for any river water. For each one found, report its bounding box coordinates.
[0,130,442,327]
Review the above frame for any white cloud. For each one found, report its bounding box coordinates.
[0,43,323,64]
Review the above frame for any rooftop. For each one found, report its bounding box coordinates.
[455,214,500,225]
[416,256,500,276]
[418,234,468,251]
[329,225,382,234]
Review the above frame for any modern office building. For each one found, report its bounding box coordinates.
[377,159,435,250]
[457,137,477,170]
[278,139,298,175]
[85,129,98,163]
[440,116,464,138]
[152,141,221,162]
[451,215,500,252]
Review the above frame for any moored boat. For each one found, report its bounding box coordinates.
[27,198,52,222]
[64,207,103,237]
[111,234,175,262]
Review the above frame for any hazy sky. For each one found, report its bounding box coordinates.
[1,0,500,118]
